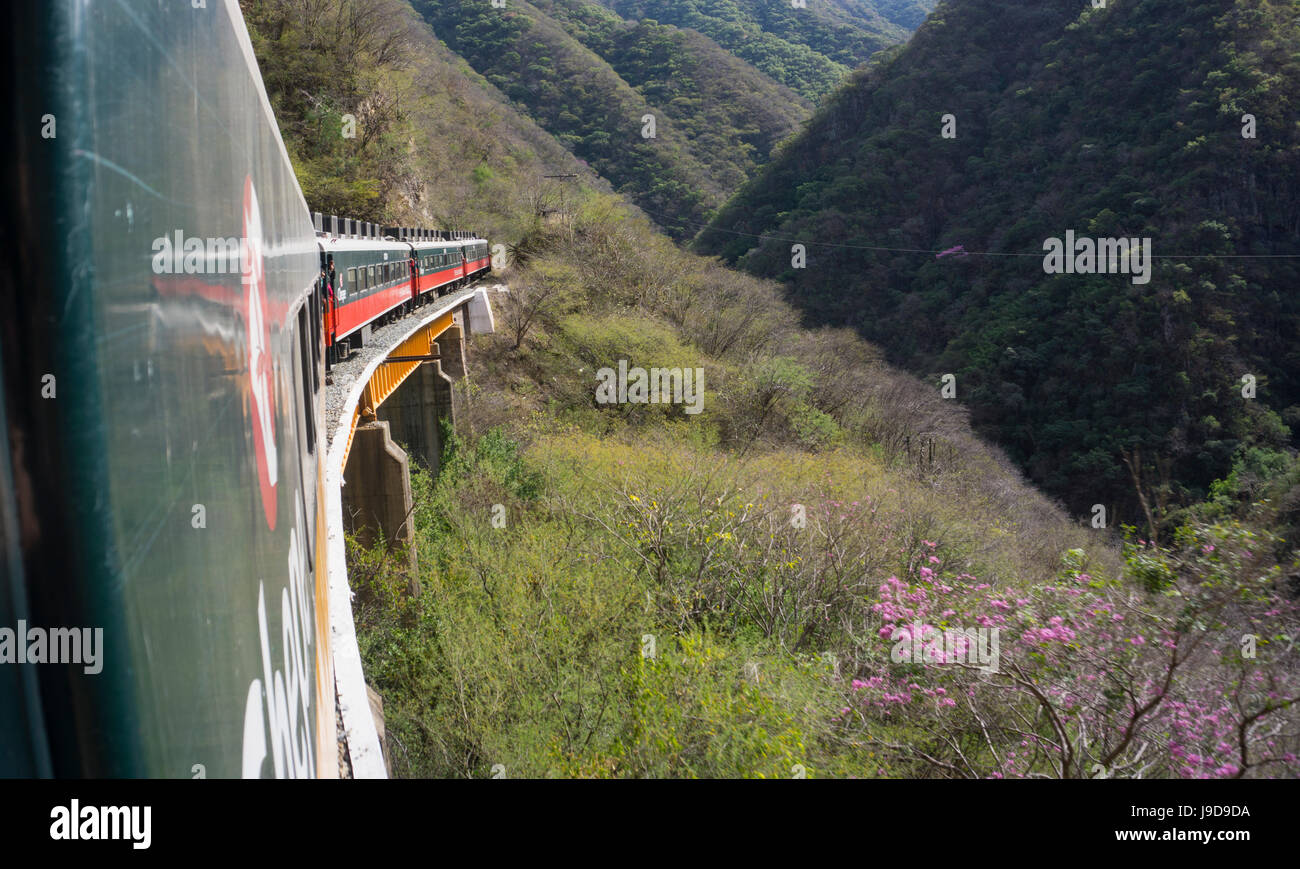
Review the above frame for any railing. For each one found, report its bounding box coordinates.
[310,211,480,241]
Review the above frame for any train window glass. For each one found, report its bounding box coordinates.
[347,267,356,291]
[310,286,321,391]
[367,265,375,288]
[296,304,316,456]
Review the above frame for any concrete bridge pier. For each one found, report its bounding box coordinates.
[379,323,466,476]
[341,314,470,595]
[341,420,419,591]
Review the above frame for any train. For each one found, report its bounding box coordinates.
[316,219,490,365]
[0,0,487,777]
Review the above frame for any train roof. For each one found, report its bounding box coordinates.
[318,236,411,254]
[410,239,465,251]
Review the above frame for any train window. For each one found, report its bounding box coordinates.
[311,284,321,391]
[367,265,375,288]
[384,264,391,283]
[296,303,316,456]
[347,267,355,291]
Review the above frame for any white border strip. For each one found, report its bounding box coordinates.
[325,291,475,778]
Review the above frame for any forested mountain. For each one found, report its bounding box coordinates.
[697,0,1300,523]
[409,0,818,238]
[408,0,933,238]
[598,0,937,100]
[241,0,606,235]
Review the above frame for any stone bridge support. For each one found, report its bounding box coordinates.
[340,312,471,590]
[379,317,466,477]
[341,420,418,585]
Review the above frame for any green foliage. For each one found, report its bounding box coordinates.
[242,0,600,238]
[351,191,1300,780]
[601,0,936,100]
[697,0,1300,528]
[409,0,847,237]
[357,423,1117,778]
[605,632,828,778]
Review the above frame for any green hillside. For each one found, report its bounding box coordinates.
[697,0,1300,526]
[241,0,607,236]
[600,0,937,100]
[409,0,825,238]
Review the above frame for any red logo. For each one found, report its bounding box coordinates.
[242,175,278,530]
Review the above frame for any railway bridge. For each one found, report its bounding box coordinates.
[323,284,501,777]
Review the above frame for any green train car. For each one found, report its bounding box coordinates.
[1,0,332,777]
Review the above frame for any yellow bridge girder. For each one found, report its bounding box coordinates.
[341,310,456,467]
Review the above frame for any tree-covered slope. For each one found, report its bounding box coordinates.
[527,0,815,193]
[696,0,1300,521]
[410,0,821,238]
[600,0,937,100]
[240,0,607,236]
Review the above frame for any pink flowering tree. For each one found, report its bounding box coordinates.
[837,524,1300,778]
